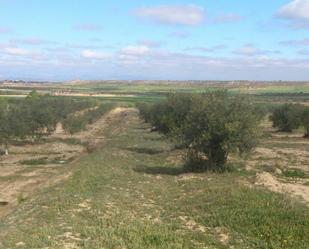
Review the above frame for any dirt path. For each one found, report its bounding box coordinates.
[52,107,127,142]
[0,107,130,218]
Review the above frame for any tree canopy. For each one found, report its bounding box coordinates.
[138,91,262,171]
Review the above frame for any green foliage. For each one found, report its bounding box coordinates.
[62,103,116,134]
[17,194,28,204]
[136,102,152,123]
[270,104,303,132]
[27,90,39,99]
[270,103,309,137]
[0,95,96,152]
[138,92,262,171]
[137,93,193,136]
[20,158,49,165]
[20,157,69,166]
[2,110,309,249]
[181,92,261,170]
[62,116,87,135]
[301,107,309,137]
[283,168,306,178]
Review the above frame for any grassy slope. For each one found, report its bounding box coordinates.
[0,109,308,249]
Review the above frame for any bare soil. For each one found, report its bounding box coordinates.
[255,172,309,203]
[244,124,309,204]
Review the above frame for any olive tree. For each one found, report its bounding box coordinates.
[180,92,261,171]
[302,108,309,138]
[137,91,262,171]
[138,93,193,135]
[270,104,303,132]
[0,105,10,155]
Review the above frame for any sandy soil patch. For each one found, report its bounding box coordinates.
[177,173,208,181]
[254,147,279,158]
[247,133,309,173]
[255,172,309,204]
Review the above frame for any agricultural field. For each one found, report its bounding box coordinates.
[0,81,308,249]
[1,80,309,104]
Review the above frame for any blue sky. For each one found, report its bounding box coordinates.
[0,0,308,81]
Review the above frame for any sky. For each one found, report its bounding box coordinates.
[0,0,308,81]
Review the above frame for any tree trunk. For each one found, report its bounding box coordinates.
[305,128,309,138]
[4,142,9,155]
[208,146,228,171]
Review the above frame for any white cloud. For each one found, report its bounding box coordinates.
[74,23,103,31]
[185,45,227,53]
[3,47,30,56]
[278,0,309,20]
[81,50,111,60]
[214,13,243,24]
[10,37,54,45]
[280,38,309,46]
[233,44,280,57]
[1,47,47,62]
[121,45,150,56]
[67,43,102,50]
[138,39,161,48]
[134,5,205,26]
[169,31,190,39]
[277,0,309,28]
[233,44,262,57]
[1,48,309,80]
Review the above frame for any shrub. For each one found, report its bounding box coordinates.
[301,107,309,138]
[270,104,303,132]
[136,103,153,123]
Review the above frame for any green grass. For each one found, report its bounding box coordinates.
[0,109,308,249]
[2,82,309,108]
[282,169,307,179]
[20,157,49,165]
[69,82,309,95]
[17,194,28,204]
[20,156,71,166]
